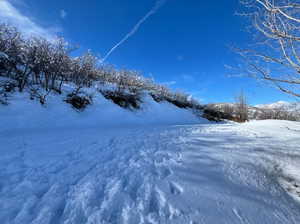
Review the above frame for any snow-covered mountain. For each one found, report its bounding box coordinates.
[256,101,300,112]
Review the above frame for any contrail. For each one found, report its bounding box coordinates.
[101,0,166,63]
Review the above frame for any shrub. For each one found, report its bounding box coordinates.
[100,90,142,110]
[65,88,92,110]
[202,108,234,122]
[29,87,51,105]
[0,79,16,105]
[65,95,92,110]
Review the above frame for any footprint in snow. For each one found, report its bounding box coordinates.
[169,182,183,195]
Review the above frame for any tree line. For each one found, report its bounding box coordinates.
[0,23,197,108]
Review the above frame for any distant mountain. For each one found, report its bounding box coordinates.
[256,101,300,112]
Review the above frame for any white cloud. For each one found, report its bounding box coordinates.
[60,9,67,19]
[0,0,57,39]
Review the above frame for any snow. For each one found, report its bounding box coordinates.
[256,101,300,112]
[0,52,8,59]
[1,95,300,223]
[0,91,203,133]
[256,101,291,109]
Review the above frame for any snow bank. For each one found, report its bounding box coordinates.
[0,91,207,133]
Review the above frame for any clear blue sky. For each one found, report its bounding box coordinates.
[1,0,297,104]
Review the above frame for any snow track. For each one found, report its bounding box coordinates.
[1,121,300,223]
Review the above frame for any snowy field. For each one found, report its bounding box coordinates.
[1,95,300,223]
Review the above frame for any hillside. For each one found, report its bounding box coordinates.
[256,101,300,112]
[0,23,202,117]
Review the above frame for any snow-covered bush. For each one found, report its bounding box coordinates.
[0,79,16,105]
[29,86,51,105]
[202,105,235,122]
[100,89,142,110]
[65,87,93,110]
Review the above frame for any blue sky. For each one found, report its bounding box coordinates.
[0,0,297,104]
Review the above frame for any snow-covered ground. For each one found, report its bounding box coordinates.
[1,95,300,223]
[256,101,300,111]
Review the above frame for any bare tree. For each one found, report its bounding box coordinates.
[222,104,235,114]
[235,90,249,122]
[236,0,300,97]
